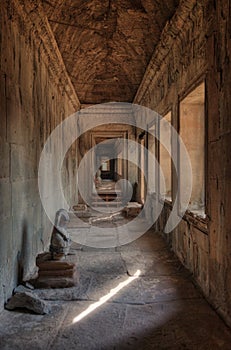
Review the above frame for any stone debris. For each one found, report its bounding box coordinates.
[13,284,31,294]
[74,210,92,218]
[72,204,91,218]
[73,204,87,211]
[89,212,124,224]
[5,291,51,315]
[123,202,143,217]
[24,281,35,290]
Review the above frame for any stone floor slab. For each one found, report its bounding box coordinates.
[0,220,231,349]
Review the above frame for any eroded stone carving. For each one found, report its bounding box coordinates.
[49,209,71,260]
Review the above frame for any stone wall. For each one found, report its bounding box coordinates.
[207,0,231,326]
[0,0,80,311]
[134,0,231,326]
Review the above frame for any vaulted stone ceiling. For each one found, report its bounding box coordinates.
[43,0,179,105]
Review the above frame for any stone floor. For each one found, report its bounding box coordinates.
[0,224,231,349]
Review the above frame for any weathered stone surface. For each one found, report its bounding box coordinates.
[34,256,79,289]
[0,228,231,349]
[0,0,80,311]
[13,285,33,294]
[0,0,230,339]
[123,202,142,217]
[0,303,67,350]
[122,300,231,350]
[134,0,231,328]
[121,250,184,277]
[37,260,77,271]
[79,252,127,275]
[33,273,91,301]
[5,292,51,315]
[49,209,71,259]
[73,204,87,211]
[43,0,179,104]
[33,276,79,289]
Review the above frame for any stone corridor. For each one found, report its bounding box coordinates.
[1,0,231,347]
[0,218,231,349]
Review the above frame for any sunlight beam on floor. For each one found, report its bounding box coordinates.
[72,270,141,324]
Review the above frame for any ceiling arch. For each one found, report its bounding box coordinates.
[43,0,179,104]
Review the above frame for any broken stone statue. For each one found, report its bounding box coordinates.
[31,209,79,288]
[50,209,71,260]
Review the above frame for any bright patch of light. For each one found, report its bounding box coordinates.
[72,269,141,324]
